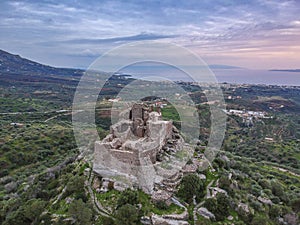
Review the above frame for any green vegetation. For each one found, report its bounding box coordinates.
[177,174,205,203]
[68,199,93,225]
[115,204,140,225]
[0,66,300,225]
[204,193,230,221]
[116,188,138,209]
[162,105,180,121]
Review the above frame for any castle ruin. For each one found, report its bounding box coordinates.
[93,103,192,195]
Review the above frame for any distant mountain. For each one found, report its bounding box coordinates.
[0,49,83,76]
[0,49,85,104]
[208,64,244,70]
[0,49,130,105]
[0,49,245,77]
[270,69,300,72]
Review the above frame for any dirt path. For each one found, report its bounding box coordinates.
[44,112,72,122]
[193,179,214,222]
[85,172,112,218]
[272,166,300,178]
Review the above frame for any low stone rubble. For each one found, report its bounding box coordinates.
[151,214,189,225]
[197,207,215,220]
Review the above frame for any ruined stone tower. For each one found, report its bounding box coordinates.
[93,103,186,193]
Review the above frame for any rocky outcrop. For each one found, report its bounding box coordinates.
[237,202,253,215]
[151,190,173,204]
[197,207,215,220]
[4,181,17,193]
[258,196,273,205]
[151,214,189,225]
[209,187,228,198]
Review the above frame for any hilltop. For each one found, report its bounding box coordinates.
[0,49,83,76]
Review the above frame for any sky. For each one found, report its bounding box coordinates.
[0,0,300,70]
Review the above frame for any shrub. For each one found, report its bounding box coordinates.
[251,214,270,225]
[101,217,115,225]
[204,193,230,221]
[269,204,282,220]
[66,175,85,195]
[291,198,300,213]
[68,199,92,225]
[115,204,139,225]
[258,179,271,189]
[155,200,168,210]
[271,180,284,199]
[177,174,205,203]
[117,189,138,209]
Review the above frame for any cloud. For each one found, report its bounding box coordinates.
[58,33,178,45]
[0,0,299,69]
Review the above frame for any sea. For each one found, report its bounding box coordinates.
[118,64,300,86]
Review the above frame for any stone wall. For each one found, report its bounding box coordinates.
[140,147,159,164]
[110,149,139,165]
[93,103,184,194]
